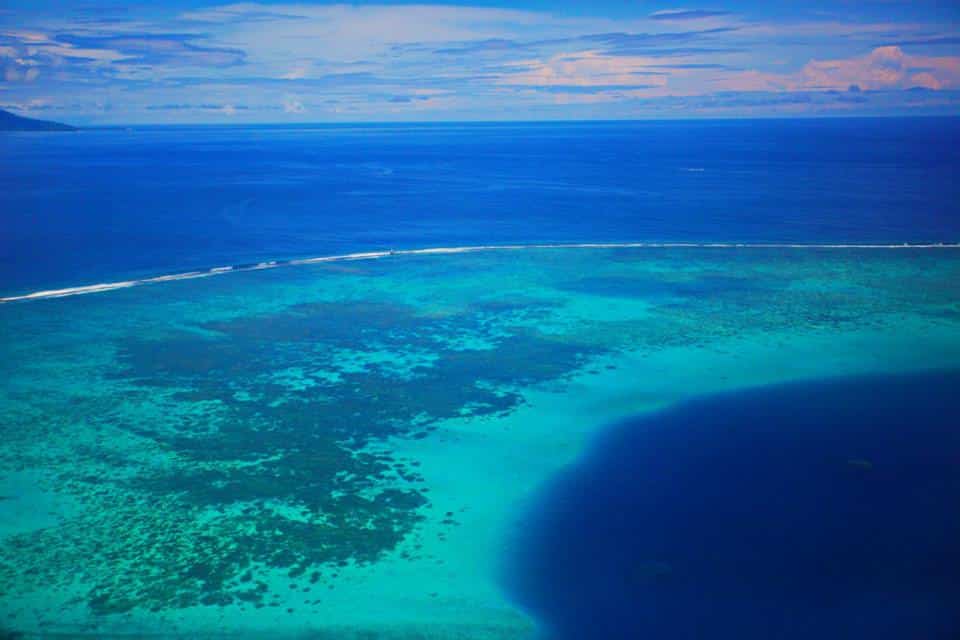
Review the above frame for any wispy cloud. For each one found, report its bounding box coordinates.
[882,36,960,48]
[54,33,246,67]
[717,46,960,92]
[649,10,733,22]
[146,102,248,111]
[1,2,958,122]
[282,95,305,112]
[498,51,671,89]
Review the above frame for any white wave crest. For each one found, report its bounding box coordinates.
[2,281,138,302]
[2,241,958,304]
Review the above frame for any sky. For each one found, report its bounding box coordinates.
[1,1,959,123]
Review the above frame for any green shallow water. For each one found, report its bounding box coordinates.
[1,247,959,638]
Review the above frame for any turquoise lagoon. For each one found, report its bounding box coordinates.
[1,245,959,638]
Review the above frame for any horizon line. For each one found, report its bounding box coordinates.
[7,106,960,130]
[67,113,960,129]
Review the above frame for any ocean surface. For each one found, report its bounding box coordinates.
[507,371,960,639]
[1,119,959,638]
[2,118,959,297]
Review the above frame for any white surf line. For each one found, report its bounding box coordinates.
[3,241,959,304]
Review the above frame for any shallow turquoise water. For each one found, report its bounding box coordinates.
[1,246,959,637]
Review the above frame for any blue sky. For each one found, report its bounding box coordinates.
[2,1,958,123]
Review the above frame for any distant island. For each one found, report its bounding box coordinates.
[0,108,76,131]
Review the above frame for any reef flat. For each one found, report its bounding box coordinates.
[1,247,959,637]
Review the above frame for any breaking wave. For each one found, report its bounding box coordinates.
[3,242,958,304]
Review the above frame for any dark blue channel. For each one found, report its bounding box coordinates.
[506,371,960,639]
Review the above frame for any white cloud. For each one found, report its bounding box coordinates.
[719,46,960,92]
[4,2,959,121]
[283,96,305,112]
[801,46,960,90]
[280,65,310,80]
[499,51,670,88]
[180,4,554,61]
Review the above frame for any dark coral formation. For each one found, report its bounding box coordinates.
[1,294,596,616]
[2,248,958,625]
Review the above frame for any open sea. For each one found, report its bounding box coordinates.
[2,118,959,296]
[1,118,959,638]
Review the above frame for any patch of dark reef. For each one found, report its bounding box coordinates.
[65,296,600,615]
[506,370,960,640]
[568,249,960,331]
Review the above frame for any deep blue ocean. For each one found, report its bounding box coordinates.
[506,372,960,639]
[2,117,959,296]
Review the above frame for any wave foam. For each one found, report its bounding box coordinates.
[3,241,958,304]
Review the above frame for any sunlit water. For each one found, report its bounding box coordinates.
[2,121,959,638]
[2,246,959,637]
